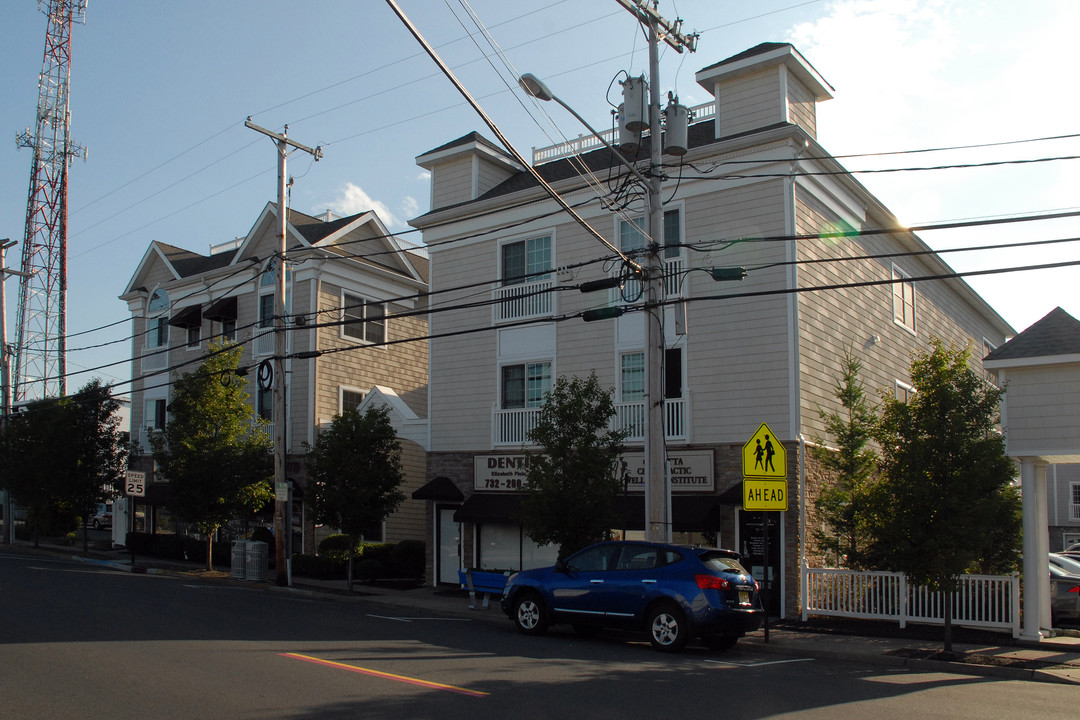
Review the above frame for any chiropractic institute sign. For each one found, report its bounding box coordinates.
[474,450,715,493]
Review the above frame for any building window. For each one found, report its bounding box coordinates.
[895,380,916,403]
[186,325,201,349]
[892,265,916,334]
[501,235,551,285]
[257,385,272,421]
[501,361,551,409]
[620,352,645,402]
[146,316,169,348]
[619,210,681,258]
[259,294,275,329]
[217,319,236,342]
[1071,483,1080,522]
[145,398,167,430]
[340,388,364,414]
[341,292,386,345]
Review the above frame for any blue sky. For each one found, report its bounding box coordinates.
[2,0,1078,394]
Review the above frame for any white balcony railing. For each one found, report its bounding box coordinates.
[532,100,717,165]
[493,396,687,446]
[492,277,554,323]
[615,256,685,302]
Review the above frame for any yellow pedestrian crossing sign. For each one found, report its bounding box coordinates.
[742,422,786,479]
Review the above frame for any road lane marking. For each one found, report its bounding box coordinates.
[706,657,815,668]
[279,652,489,697]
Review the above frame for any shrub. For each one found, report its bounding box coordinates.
[353,557,386,580]
[290,553,344,579]
[391,540,425,579]
[318,533,356,560]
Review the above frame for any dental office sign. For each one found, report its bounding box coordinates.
[474,450,714,492]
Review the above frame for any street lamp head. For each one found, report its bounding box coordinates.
[518,73,554,102]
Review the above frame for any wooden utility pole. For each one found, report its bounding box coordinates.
[244,118,321,585]
[616,0,697,541]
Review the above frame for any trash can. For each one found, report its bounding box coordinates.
[231,540,249,580]
[245,540,268,581]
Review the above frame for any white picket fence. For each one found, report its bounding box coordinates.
[802,565,1020,637]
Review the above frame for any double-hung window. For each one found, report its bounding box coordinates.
[341,292,386,345]
[501,362,551,409]
[620,352,645,402]
[340,388,364,413]
[892,265,916,334]
[502,235,551,285]
[1071,483,1080,522]
[618,209,683,297]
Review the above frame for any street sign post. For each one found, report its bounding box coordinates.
[741,422,788,641]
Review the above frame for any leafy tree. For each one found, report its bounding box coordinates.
[870,339,1019,652]
[63,380,129,552]
[518,373,627,560]
[810,351,879,568]
[150,343,273,569]
[306,404,405,591]
[0,380,127,549]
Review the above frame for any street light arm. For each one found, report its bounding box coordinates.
[519,74,650,187]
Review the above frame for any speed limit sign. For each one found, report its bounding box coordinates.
[125,471,146,497]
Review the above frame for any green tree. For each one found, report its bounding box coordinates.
[63,380,129,552]
[518,373,627,560]
[870,339,1020,652]
[810,351,878,568]
[150,343,273,569]
[0,380,126,549]
[306,404,405,591]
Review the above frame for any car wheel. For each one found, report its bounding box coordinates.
[648,603,689,652]
[513,593,549,636]
[702,634,739,651]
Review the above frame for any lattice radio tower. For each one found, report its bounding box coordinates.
[13,0,86,402]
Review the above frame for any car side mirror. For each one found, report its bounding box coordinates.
[555,558,568,573]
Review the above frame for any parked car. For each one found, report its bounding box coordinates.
[1063,543,1080,557]
[500,540,763,652]
[1049,560,1080,627]
[90,503,112,530]
[1049,552,1080,577]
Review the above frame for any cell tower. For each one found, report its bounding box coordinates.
[13,0,86,402]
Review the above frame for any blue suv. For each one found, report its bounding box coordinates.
[500,540,763,652]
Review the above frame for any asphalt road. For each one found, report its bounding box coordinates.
[1,551,1076,719]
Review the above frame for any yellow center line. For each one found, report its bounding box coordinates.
[279,652,489,697]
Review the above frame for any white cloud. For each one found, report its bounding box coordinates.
[401,195,419,219]
[418,171,431,181]
[325,182,398,227]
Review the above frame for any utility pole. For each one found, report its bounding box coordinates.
[2,238,26,544]
[244,118,321,586]
[617,0,697,542]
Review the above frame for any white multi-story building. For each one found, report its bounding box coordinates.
[409,43,1013,614]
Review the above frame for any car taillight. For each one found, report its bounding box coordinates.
[1069,585,1080,594]
[695,574,731,591]
[754,579,760,592]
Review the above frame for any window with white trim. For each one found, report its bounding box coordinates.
[340,388,364,414]
[895,380,916,403]
[620,352,645,402]
[145,398,167,431]
[216,319,236,343]
[257,385,272,422]
[186,325,201,349]
[892,265,916,334]
[146,288,170,348]
[341,292,386,344]
[618,209,681,258]
[501,235,551,285]
[501,361,552,409]
[1071,482,1080,522]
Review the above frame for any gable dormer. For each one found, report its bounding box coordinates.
[415,132,523,210]
[695,42,833,140]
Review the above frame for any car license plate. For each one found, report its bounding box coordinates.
[738,591,749,604]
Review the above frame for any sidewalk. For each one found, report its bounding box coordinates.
[9,540,1080,686]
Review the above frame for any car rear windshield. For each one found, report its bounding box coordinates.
[699,552,750,575]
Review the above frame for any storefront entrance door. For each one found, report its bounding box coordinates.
[437,506,461,585]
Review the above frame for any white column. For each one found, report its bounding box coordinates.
[1035,460,1051,632]
[1019,457,1044,640]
